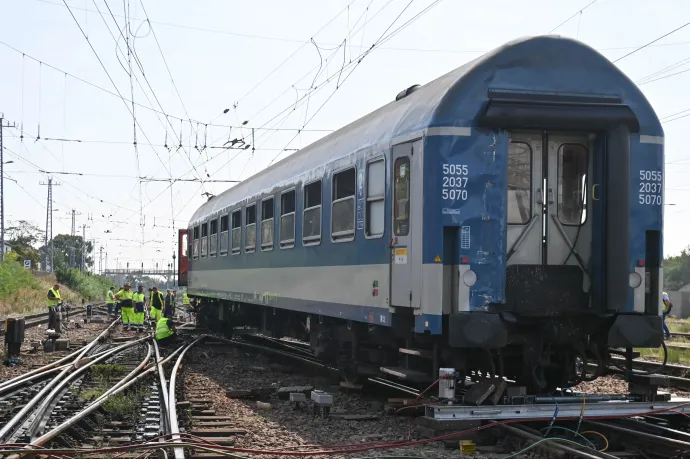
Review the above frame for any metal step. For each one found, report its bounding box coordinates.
[398,347,433,359]
[380,366,431,383]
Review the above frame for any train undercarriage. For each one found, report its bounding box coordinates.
[193,298,633,393]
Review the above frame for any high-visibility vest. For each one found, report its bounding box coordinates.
[150,292,164,309]
[182,293,190,305]
[155,318,174,341]
[48,288,61,307]
[662,291,670,312]
[117,289,134,308]
[133,292,145,304]
[106,290,115,304]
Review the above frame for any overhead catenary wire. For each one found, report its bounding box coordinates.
[613,20,690,63]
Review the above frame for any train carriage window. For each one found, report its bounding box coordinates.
[332,168,356,241]
[366,158,385,238]
[245,204,256,253]
[209,219,218,257]
[261,198,274,251]
[192,226,199,260]
[219,214,229,256]
[558,144,588,226]
[231,210,241,255]
[201,222,209,258]
[280,189,296,249]
[393,158,410,236]
[303,180,322,245]
[508,142,532,224]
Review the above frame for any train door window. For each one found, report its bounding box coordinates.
[187,228,193,260]
[201,222,209,258]
[192,226,199,260]
[508,142,532,224]
[393,157,410,236]
[280,189,296,249]
[303,180,322,245]
[245,204,256,253]
[231,210,241,255]
[261,197,274,251]
[209,218,218,257]
[365,158,385,238]
[181,232,188,257]
[332,167,356,241]
[557,144,588,225]
[219,214,229,256]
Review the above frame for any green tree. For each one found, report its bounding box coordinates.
[6,220,43,269]
[40,234,94,271]
[664,247,690,291]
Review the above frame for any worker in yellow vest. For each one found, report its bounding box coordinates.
[132,285,146,332]
[115,283,134,331]
[155,316,178,346]
[47,283,61,332]
[149,286,165,324]
[662,291,673,340]
[106,287,115,316]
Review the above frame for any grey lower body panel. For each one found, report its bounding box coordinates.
[608,314,663,348]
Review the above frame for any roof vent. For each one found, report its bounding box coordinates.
[395,84,420,101]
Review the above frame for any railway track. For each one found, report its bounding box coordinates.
[0,303,109,335]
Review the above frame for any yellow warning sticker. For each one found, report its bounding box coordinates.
[434,255,441,263]
[394,247,408,265]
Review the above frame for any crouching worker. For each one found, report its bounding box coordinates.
[155,316,179,347]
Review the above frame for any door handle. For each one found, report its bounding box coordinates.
[536,188,543,205]
[548,187,555,205]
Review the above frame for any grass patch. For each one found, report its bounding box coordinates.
[667,318,690,334]
[102,393,139,416]
[91,364,127,384]
[55,267,115,301]
[0,258,82,316]
[636,345,690,365]
[81,388,106,401]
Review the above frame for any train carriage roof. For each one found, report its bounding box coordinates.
[190,35,661,225]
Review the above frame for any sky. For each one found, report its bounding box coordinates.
[1,0,690,272]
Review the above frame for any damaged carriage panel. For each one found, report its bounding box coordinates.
[422,130,507,316]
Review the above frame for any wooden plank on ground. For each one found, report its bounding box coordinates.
[190,428,247,436]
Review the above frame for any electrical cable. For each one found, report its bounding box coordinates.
[538,426,596,450]
[579,430,609,451]
[613,21,690,63]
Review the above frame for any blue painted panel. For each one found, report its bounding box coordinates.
[415,314,443,334]
[422,131,507,311]
[189,287,392,327]
[627,136,664,311]
[188,147,391,271]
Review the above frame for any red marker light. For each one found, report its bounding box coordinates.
[461,256,469,264]
[638,259,645,267]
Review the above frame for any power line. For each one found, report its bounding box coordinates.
[613,21,690,63]
[547,0,599,34]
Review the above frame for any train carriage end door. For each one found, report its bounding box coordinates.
[546,134,592,271]
[507,132,543,265]
[390,140,422,308]
[178,228,189,286]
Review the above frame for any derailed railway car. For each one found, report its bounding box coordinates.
[178,36,665,392]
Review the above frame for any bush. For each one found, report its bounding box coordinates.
[55,267,114,300]
[0,256,84,316]
[0,255,39,298]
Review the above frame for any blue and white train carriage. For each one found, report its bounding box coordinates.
[178,35,665,391]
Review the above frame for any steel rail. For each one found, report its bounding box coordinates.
[168,335,207,459]
[28,342,153,448]
[153,339,171,430]
[0,318,119,442]
[208,335,336,371]
[25,337,149,440]
[0,303,108,335]
[21,344,186,458]
[585,420,690,450]
[0,345,131,396]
